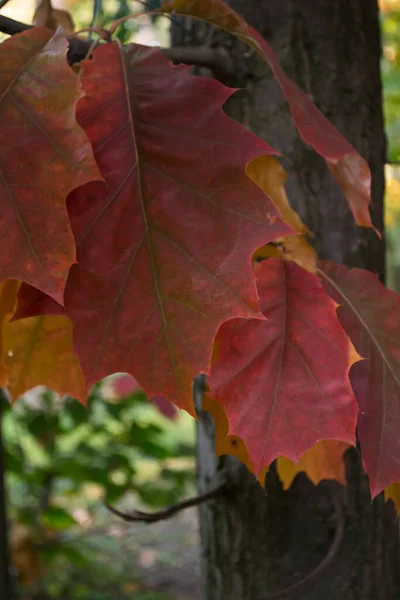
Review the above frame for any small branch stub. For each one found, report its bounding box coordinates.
[105,483,226,524]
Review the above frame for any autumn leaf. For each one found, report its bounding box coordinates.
[202,394,267,484]
[277,235,317,273]
[208,258,359,475]
[246,156,308,234]
[0,280,20,386]
[0,27,100,303]
[384,483,400,516]
[22,41,289,414]
[33,0,75,34]
[161,0,377,233]
[247,156,317,273]
[319,261,400,497]
[203,394,349,490]
[3,315,85,403]
[276,440,350,490]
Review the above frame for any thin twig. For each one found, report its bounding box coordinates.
[0,14,234,81]
[89,0,102,36]
[105,483,226,524]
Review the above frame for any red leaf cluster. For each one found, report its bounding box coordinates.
[1,3,399,500]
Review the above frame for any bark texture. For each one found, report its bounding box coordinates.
[173,1,400,599]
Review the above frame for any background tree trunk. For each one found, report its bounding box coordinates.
[172,1,400,599]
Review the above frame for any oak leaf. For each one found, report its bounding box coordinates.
[246,156,308,235]
[208,258,359,474]
[0,27,100,303]
[203,394,349,490]
[3,314,85,403]
[319,261,400,496]
[32,42,289,413]
[276,440,350,489]
[247,156,317,273]
[0,280,20,386]
[33,0,75,34]
[202,394,268,484]
[161,0,377,233]
[384,483,400,516]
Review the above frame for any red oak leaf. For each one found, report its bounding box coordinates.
[319,261,400,497]
[22,42,288,413]
[0,27,100,303]
[161,0,377,233]
[208,258,358,474]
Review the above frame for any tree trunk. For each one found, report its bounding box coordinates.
[172,1,400,599]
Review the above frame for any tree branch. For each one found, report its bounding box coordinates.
[0,14,31,35]
[105,482,226,524]
[163,46,234,84]
[0,14,234,82]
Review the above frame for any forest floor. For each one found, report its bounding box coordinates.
[130,506,201,599]
[18,503,201,600]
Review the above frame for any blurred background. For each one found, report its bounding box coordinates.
[0,0,400,598]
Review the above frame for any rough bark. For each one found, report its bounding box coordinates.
[173,1,400,599]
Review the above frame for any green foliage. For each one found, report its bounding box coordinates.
[381,9,400,161]
[4,384,194,597]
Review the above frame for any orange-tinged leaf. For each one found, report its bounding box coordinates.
[0,27,100,303]
[319,261,400,497]
[0,280,20,386]
[246,157,317,272]
[202,394,268,484]
[252,244,280,265]
[252,236,317,275]
[278,234,317,273]
[203,394,253,470]
[203,396,349,489]
[33,0,75,33]
[161,0,377,233]
[208,258,359,475]
[38,42,290,413]
[246,156,308,234]
[384,483,400,516]
[3,315,85,402]
[276,440,350,490]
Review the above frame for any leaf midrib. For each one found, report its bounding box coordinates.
[120,43,183,398]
